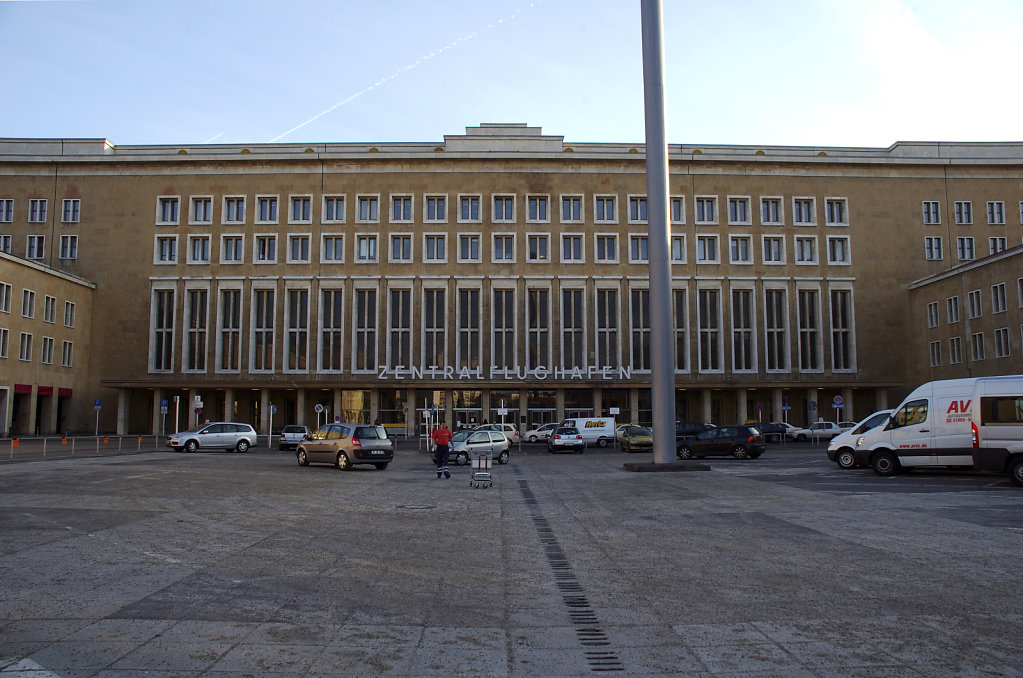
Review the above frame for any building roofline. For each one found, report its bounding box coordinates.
[907,245,1023,290]
[0,251,97,290]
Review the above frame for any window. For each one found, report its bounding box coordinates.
[320,289,344,372]
[968,289,982,318]
[795,236,817,263]
[527,288,550,369]
[673,289,688,371]
[188,235,211,263]
[425,195,446,223]
[386,288,412,369]
[156,197,177,224]
[992,283,1007,313]
[731,289,754,372]
[761,197,782,225]
[493,195,515,222]
[762,236,784,264]
[423,288,445,369]
[629,235,648,262]
[255,235,277,263]
[288,235,311,263]
[64,301,75,327]
[670,234,686,263]
[630,289,651,370]
[697,289,721,371]
[927,301,940,328]
[458,288,480,370]
[989,237,1007,255]
[670,196,685,224]
[727,197,750,224]
[764,289,787,371]
[290,196,312,223]
[947,296,960,323]
[595,196,617,223]
[29,199,48,223]
[357,196,379,222]
[562,195,582,223]
[286,288,309,371]
[924,236,943,260]
[954,201,972,225]
[219,288,242,372]
[322,196,344,223]
[355,234,378,262]
[793,198,815,225]
[0,199,12,222]
[797,289,821,371]
[256,196,279,223]
[922,201,941,225]
[527,196,549,223]
[26,235,45,260]
[223,196,245,224]
[827,236,850,264]
[729,236,752,263]
[629,196,648,223]
[971,332,985,361]
[956,237,974,261]
[18,333,32,361]
[595,235,618,263]
[0,328,7,359]
[61,340,73,367]
[184,288,208,372]
[596,289,619,368]
[561,234,583,263]
[37,337,53,364]
[459,195,481,222]
[321,234,344,262]
[987,201,1005,225]
[151,288,175,371]
[388,234,412,263]
[43,295,55,323]
[825,198,848,225]
[62,199,81,223]
[390,195,413,222]
[252,288,275,372]
[21,290,34,318]
[831,289,853,371]
[526,234,549,262]
[221,235,244,263]
[492,288,515,373]
[424,234,446,262]
[458,234,481,262]
[695,196,717,224]
[949,336,963,364]
[0,282,11,313]
[994,327,1010,358]
[0,235,10,254]
[696,235,719,263]
[929,341,941,367]
[59,235,78,260]
[562,289,585,369]
[190,197,212,224]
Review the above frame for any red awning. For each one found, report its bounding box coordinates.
[37,386,54,396]
[14,384,32,394]
[58,388,73,397]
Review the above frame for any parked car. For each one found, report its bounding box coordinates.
[615,423,637,444]
[167,422,258,453]
[451,429,510,465]
[675,421,716,441]
[790,421,845,441]
[523,423,558,443]
[278,424,311,451]
[676,425,766,460]
[826,410,893,469]
[474,423,520,444]
[620,425,653,452]
[548,426,585,454]
[756,421,792,444]
[296,423,393,470]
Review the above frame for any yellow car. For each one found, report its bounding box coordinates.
[620,425,653,452]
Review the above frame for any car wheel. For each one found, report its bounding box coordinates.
[456,452,469,466]
[336,451,352,471]
[297,449,309,466]
[872,450,899,476]
[236,440,250,453]
[1008,458,1023,487]
[676,445,693,460]
[498,450,509,465]
[184,440,199,453]
[796,434,807,442]
[373,462,389,470]
[731,445,749,459]
[836,449,857,469]
[597,438,608,448]
[529,435,538,443]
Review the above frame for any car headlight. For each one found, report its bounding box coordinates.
[855,436,865,447]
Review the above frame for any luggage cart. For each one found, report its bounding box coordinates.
[471,454,493,488]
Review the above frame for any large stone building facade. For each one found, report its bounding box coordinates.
[1,124,1021,436]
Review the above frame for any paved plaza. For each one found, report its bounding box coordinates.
[1,442,1022,677]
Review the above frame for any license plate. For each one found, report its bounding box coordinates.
[371,450,384,455]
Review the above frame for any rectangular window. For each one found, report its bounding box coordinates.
[40,336,54,364]
[155,197,177,224]
[924,236,943,260]
[761,197,782,225]
[992,283,1007,313]
[0,235,10,254]
[764,289,788,371]
[989,237,1007,255]
[223,196,245,224]
[221,235,243,263]
[994,327,1010,358]
[458,288,480,370]
[673,289,688,371]
[491,234,515,262]
[0,282,10,314]
[288,235,311,263]
[423,288,445,369]
[954,201,972,225]
[561,234,583,262]
[956,237,975,261]
[387,288,412,369]
[696,235,718,263]
[320,288,345,372]
[929,341,941,367]
[926,301,940,328]
[831,289,853,371]
[827,236,850,264]
[949,336,963,364]
[493,196,515,222]
[527,288,550,369]
[795,236,817,263]
[797,289,820,371]
[425,195,446,222]
[562,195,582,223]
[255,235,277,263]
[26,235,45,260]
[21,290,34,318]
[968,289,982,318]
[793,198,815,225]
[357,196,379,222]
[922,201,940,224]
[595,235,618,263]
[987,201,1005,225]
[526,234,549,262]
[64,301,75,327]
[0,328,8,359]
[527,196,549,222]
[29,199,48,223]
[731,289,754,372]
[61,340,73,368]
[458,234,480,262]
[630,289,651,370]
[671,234,686,263]
[389,234,412,263]
[190,197,212,224]
[290,196,312,223]
[59,235,78,260]
[459,195,480,222]
[185,288,208,372]
[391,195,413,222]
[670,196,685,224]
[729,236,752,263]
[252,289,275,372]
[285,288,309,371]
[763,236,784,263]
[492,288,515,372]
[971,332,985,361]
[62,199,81,223]
[698,289,721,371]
[629,235,648,262]
[152,289,174,371]
[825,198,848,225]
[727,197,750,224]
[947,296,960,323]
[321,235,344,262]
[629,196,648,223]
[0,199,13,222]
[219,289,242,371]
[562,288,584,369]
[188,235,211,263]
[322,196,344,223]
[43,295,55,323]
[353,288,377,372]
[356,234,378,262]
[18,333,32,361]
[424,234,446,262]
[695,197,717,223]
[596,289,619,368]
[257,196,279,223]
[595,196,617,223]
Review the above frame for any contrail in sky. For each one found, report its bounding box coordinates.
[268,2,542,143]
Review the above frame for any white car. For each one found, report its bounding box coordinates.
[791,421,844,441]
[523,423,558,443]
[451,430,511,466]
[474,423,520,444]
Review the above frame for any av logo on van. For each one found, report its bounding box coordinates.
[944,399,972,424]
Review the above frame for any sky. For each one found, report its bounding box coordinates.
[1,0,1020,148]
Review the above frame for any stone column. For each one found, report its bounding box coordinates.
[223,388,234,422]
[260,389,271,435]
[875,388,888,411]
[152,388,163,436]
[842,387,854,422]
[806,388,819,426]
[772,388,784,423]
[736,388,748,424]
[701,389,712,423]
[296,389,307,426]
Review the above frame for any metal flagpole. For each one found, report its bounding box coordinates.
[641,0,677,464]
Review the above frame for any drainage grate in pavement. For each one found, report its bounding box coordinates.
[518,479,624,673]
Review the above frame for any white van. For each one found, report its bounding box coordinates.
[850,376,1023,485]
[560,418,616,447]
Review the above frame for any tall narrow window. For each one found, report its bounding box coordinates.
[797,289,820,371]
[354,289,377,372]
[388,289,411,368]
[596,289,619,368]
[731,289,753,371]
[458,289,480,370]
[219,289,241,371]
[320,289,344,372]
[673,289,688,371]
[29,199,48,223]
[185,289,208,372]
[764,289,787,371]
[152,289,175,371]
[62,199,81,223]
[424,289,446,368]
[492,289,515,372]
[286,289,309,371]
[698,289,721,371]
[831,289,853,371]
[527,289,550,369]
[562,289,584,370]
[252,289,275,371]
[630,289,651,370]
